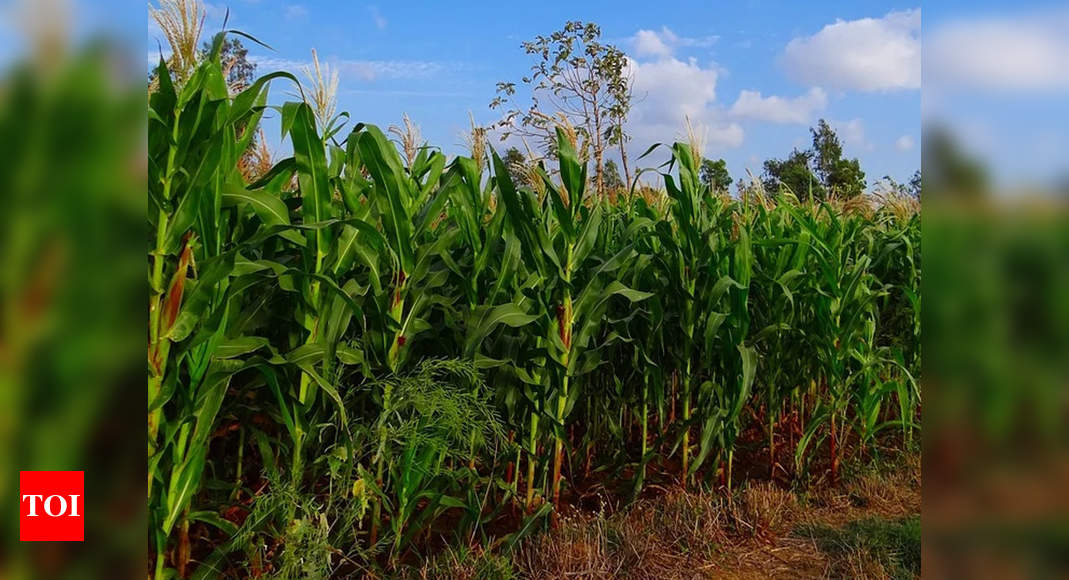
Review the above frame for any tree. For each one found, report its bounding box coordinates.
[699,158,732,193]
[603,159,624,192]
[734,177,747,197]
[762,120,868,201]
[606,71,635,187]
[490,21,632,199]
[762,149,824,201]
[810,120,866,198]
[908,170,921,198]
[204,37,256,93]
[922,127,987,199]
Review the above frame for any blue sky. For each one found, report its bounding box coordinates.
[146,1,927,187]
[923,2,1069,189]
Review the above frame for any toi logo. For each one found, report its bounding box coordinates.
[20,471,84,542]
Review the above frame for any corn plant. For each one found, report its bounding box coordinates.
[649,142,748,487]
[148,32,291,577]
[749,199,812,477]
[493,128,651,515]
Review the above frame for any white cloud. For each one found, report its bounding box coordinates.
[925,10,1069,92]
[203,2,229,22]
[728,87,827,124]
[782,9,920,91]
[249,55,446,81]
[368,5,387,30]
[628,56,717,123]
[895,135,914,151]
[832,118,871,151]
[631,27,718,59]
[706,124,745,149]
[633,29,672,58]
[285,4,307,20]
[624,55,743,150]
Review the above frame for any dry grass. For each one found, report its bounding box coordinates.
[507,453,920,579]
[739,482,797,538]
[514,490,729,579]
[404,544,514,580]
[840,546,892,579]
[801,453,921,530]
[516,514,614,578]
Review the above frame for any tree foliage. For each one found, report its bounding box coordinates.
[763,149,823,201]
[603,159,624,191]
[762,119,866,200]
[490,21,632,198]
[922,127,988,199]
[811,120,866,198]
[204,37,256,92]
[699,158,732,193]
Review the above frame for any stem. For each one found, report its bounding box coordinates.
[177,511,190,578]
[727,448,734,493]
[681,357,692,488]
[386,271,407,373]
[370,454,385,545]
[233,427,245,500]
[681,297,695,487]
[551,372,569,516]
[504,430,516,506]
[148,105,181,500]
[829,409,839,486]
[769,394,776,479]
[551,245,574,521]
[526,412,538,512]
[513,443,521,498]
[468,430,477,471]
[291,431,305,487]
[668,371,676,427]
[640,379,649,481]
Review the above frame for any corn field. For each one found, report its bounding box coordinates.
[149,35,919,577]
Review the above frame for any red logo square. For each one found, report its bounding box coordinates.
[19,471,84,541]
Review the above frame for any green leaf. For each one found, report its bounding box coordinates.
[464,303,539,358]
[222,181,290,227]
[286,102,335,268]
[187,510,239,537]
[213,336,269,359]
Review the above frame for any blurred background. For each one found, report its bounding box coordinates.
[0,0,144,577]
[922,2,1069,578]
[0,0,1065,577]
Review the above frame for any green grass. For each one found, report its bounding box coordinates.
[797,516,920,579]
[400,545,516,579]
